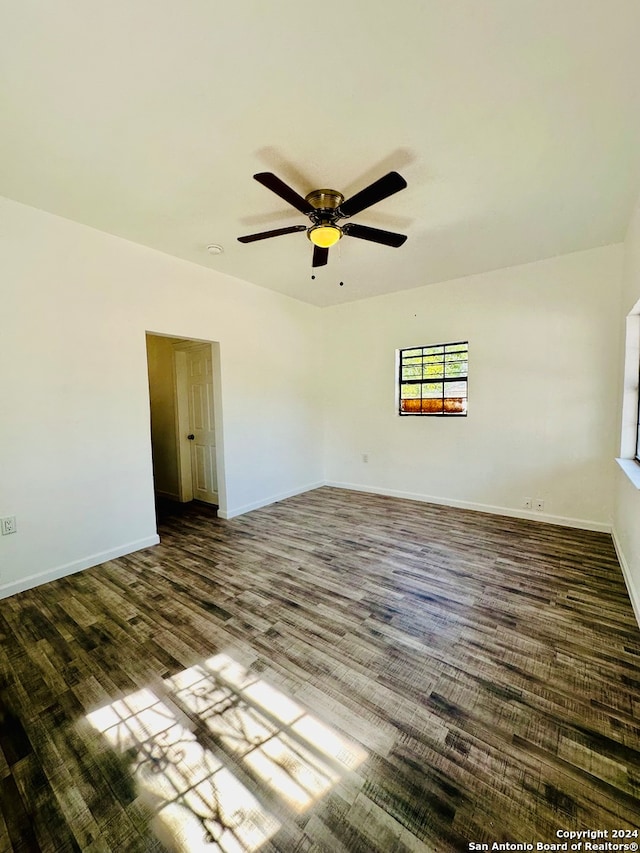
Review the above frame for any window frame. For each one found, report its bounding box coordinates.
[397,340,468,417]
[616,309,640,488]
[636,354,640,464]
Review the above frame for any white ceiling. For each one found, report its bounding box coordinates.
[2,1,640,307]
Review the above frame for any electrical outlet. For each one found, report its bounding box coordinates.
[524,497,532,509]
[534,499,544,512]
[1,516,17,535]
[362,453,369,463]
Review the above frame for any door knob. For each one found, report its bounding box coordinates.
[187,434,195,440]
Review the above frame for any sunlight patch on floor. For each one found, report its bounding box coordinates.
[166,653,367,811]
[87,688,279,852]
[87,652,367,850]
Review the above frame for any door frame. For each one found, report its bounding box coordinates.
[172,339,226,511]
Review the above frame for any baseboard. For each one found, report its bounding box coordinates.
[324,481,612,533]
[611,527,640,630]
[219,481,325,520]
[0,534,160,601]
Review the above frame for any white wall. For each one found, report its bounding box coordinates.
[0,193,627,601]
[323,245,623,530]
[0,197,324,598]
[613,197,640,623]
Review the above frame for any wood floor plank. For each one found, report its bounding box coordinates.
[1,488,639,851]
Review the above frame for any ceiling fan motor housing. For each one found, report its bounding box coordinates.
[305,189,344,214]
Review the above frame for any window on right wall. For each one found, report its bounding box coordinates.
[616,310,640,488]
[636,379,640,463]
[398,340,468,416]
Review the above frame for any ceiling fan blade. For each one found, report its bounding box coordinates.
[342,223,407,247]
[312,245,329,267]
[237,225,307,243]
[338,171,407,218]
[253,172,315,215]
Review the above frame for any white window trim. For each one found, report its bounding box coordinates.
[616,457,640,488]
[617,309,640,489]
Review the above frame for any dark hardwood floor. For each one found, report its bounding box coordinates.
[1,487,639,852]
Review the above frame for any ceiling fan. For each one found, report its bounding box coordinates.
[237,170,408,267]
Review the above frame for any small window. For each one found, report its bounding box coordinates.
[399,341,468,416]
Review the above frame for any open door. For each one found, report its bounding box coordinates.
[184,343,218,505]
[146,334,225,511]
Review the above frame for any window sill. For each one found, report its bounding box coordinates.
[616,458,640,489]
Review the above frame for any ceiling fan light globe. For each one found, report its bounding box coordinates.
[308,224,342,248]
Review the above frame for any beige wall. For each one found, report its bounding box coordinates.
[323,245,623,530]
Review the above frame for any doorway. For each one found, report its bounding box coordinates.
[146,333,225,514]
